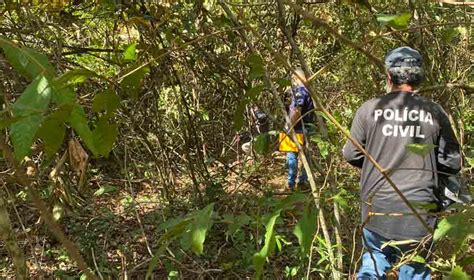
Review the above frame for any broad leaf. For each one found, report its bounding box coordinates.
[276,78,291,87]
[434,208,474,250]
[94,184,118,196]
[445,266,470,280]
[411,255,425,264]
[92,116,118,157]
[253,133,270,155]
[376,13,411,30]
[246,54,265,79]
[146,219,193,280]
[10,76,52,160]
[92,89,121,113]
[245,84,264,100]
[331,190,349,209]
[120,64,150,99]
[10,114,44,161]
[233,101,247,130]
[189,203,214,255]
[253,210,281,279]
[310,135,329,159]
[55,68,98,86]
[11,76,51,116]
[0,115,23,130]
[276,192,306,210]
[36,105,72,159]
[0,36,55,80]
[223,213,251,237]
[293,203,317,255]
[123,43,137,61]
[51,83,75,106]
[68,104,98,156]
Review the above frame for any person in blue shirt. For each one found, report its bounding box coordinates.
[287,68,315,190]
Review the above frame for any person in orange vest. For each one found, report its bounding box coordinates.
[286,68,315,191]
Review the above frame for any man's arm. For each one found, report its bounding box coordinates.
[288,87,305,130]
[342,107,366,168]
[437,108,461,175]
[289,107,301,128]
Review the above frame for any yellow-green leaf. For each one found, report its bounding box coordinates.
[376,13,411,30]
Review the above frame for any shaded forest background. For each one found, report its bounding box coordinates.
[0,0,472,279]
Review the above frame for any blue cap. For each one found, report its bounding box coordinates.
[385,47,423,69]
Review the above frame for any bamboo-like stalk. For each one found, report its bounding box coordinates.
[0,135,99,280]
[277,0,343,279]
[278,0,433,235]
[220,1,342,278]
[0,192,28,279]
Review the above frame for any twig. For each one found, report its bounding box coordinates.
[91,247,105,280]
[117,27,245,82]
[284,0,385,72]
[123,144,154,257]
[0,135,99,280]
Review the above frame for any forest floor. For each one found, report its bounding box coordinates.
[0,153,301,279]
[0,152,470,279]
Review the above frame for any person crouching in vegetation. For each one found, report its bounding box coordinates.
[286,68,315,191]
[343,47,461,279]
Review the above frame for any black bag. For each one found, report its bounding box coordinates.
[437,175,472,210]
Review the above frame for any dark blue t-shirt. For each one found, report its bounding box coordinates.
[289,85,314,132]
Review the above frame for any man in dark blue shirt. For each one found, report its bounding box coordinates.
[287,68,315,190]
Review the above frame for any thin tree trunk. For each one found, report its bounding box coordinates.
[0,191,28,279]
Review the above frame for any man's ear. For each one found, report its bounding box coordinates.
[385,70,392,84]
[385,71,393,93]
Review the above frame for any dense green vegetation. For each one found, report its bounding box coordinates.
[0,1,472,279]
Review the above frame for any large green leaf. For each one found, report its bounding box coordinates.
[275,192,307,211]
[0,36,55,80]
[445,266,471,280]
[376,13,411,30]
[253,133,270,155]
[233,101,247,130]
[246,53,265,80]
[0,115,23,130]
[189,203,214,255]
[92,89,121,114]
[310,135,329,159]
[434,207,474,250]
[146,219,193,280]
[68,104,98,156]
[293,203,317,255]
[92,116,118,158]
[51,83,76,106]
[223,213,251,238]
[54,68,98,86]
[12,76,51,116]
[10,114,44,161]
[10,76,52,160]
[120,64,150,99]
[36,105,72,159]
[245,84,264,100]
[253,210,281,279]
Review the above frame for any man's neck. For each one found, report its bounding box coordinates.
[391,84,414,92]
